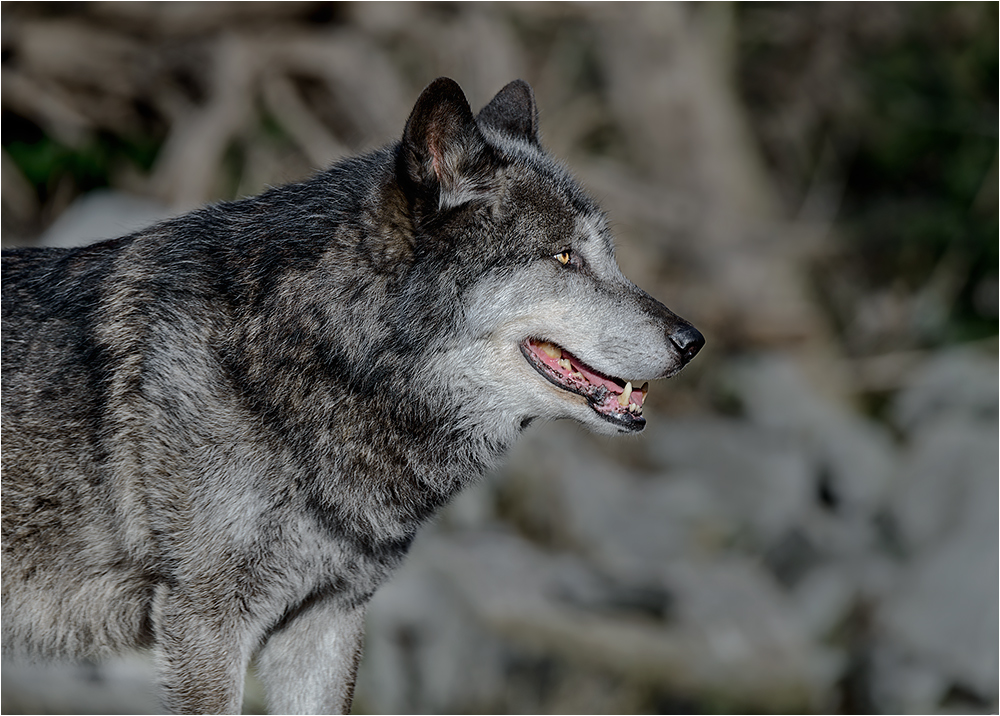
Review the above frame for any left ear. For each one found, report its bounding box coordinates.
[476,79,540,146]
[400,77,487,211]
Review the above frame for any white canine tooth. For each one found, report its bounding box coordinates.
[618,381,633,406]
[539,342,561,359]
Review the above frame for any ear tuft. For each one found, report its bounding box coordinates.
[401,77,483,205]
[476,79,539,145]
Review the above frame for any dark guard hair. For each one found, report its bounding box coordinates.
[1,78,702,714]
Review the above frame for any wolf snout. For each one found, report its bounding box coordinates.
[668,323,705,365]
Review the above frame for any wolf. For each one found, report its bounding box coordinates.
[1,77,703,714]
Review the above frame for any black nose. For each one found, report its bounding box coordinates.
[670,324,705,365]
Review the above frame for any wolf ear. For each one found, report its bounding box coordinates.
[400,77,486,210]
[476,79,539,145]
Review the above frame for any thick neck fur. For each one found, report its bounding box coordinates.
[158,150,510,548]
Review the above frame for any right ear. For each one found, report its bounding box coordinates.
[399,77,486,211]
[476,79,540,145]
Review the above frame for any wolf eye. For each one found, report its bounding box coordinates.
[554,250,572,266]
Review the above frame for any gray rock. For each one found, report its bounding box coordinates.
[359,528,836,713]
[644,417,814,548]
[881,420,998,702]
[890,418,998,552]
[0,654,160,715]
[868,642,952,714]
[356,556,505,714]
[892,347,999,436]
[502,422,721,569]
[728,354,898,516]
[499,416,820,568]
[37,189,175,248]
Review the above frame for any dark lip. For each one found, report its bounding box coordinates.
[598,403,646,432]
[519,340,646,432]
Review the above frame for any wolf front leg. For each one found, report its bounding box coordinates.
[152,586,261,714]
[255,597,367,715]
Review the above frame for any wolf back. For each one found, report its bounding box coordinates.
[1,78,703,713]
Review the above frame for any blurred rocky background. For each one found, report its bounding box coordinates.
[1,2,996,714]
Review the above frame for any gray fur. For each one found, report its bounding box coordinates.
[1,78,703,714]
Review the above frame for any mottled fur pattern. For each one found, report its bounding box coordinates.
[1,78,703,714]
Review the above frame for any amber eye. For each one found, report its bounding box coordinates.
[554,250,572,266]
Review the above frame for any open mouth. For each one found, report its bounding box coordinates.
[520,338,647,431]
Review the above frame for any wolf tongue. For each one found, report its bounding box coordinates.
[529,339,641,403]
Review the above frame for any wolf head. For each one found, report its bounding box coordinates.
[393,78,703,439]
